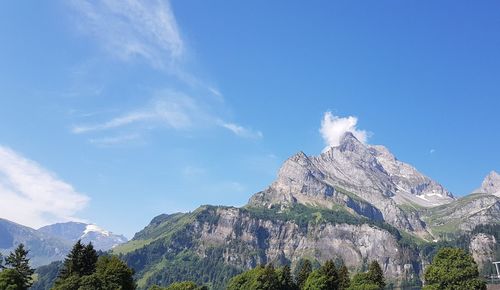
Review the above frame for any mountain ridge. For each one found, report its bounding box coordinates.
[0,219,127,267]
[112,133,499,289]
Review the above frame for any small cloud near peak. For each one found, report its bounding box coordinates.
[319,111,369,151]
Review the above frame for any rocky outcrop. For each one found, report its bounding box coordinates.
[475,171,500,196]
[470,233,497,270]
[173,207,416,280]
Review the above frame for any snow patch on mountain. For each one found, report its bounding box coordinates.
[83,224,111,237]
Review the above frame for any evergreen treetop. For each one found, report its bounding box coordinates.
[5,243,34,289]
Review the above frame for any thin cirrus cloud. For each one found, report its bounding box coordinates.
[70,0,184,70]
[72,92,200,134]
[0,146,89,228]
[72,91,261,140]
[219,122,263,139]
[319,111,370,151]
[68,0,262,142]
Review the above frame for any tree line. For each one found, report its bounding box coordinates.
[0,241,135,290]
[224,259,384,290]
[0,243,488,289]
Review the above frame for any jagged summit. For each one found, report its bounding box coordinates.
[249,134,455,234]
[337,131,365,152]
[475,170,500,196]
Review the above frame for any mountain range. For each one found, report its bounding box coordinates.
[0,219,127,267]
[110,133,499,289]
[4,133,499,289]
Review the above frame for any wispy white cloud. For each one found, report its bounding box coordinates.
[219,121,263,139]
[72,91,203,134]
[430,148,436,154]
[70,0,184,69]
[319,111,369,151]
[68,0,262,143]
[0,146,89,228]
[73,90,262,141]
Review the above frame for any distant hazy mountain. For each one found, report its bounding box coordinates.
[0,220,127,267]
[113,133,499,289]
[39,222,128,251]
[0,219,70,267]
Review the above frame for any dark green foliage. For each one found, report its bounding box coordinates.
[345,261,386,290]
[348,273,380,290]
[149,281,208,290]
[296,259,312,289]
[53,241,135,290]
[0,269,24,290]
[367,261,385,289]
[82,243,99,276]
[259,264,280,290]
[78,274,104,290]
[423,247,486,290]
[226,264,302,290]
[303,270,329,290]
[319,259,338,289]
[30,261,63,290]
[338,265,350,290]
[56,241,98,280]
[57,240,86,280]
[51,275,81,290]
[226,265,264,290]
[94,255,135,290]
[276,265,297,290]
[130,247,239,290]
[4,243,34,289]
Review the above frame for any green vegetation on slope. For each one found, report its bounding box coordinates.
[422,193,500,238]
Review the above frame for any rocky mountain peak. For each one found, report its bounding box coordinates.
[250,135,455,233]
[475,171,500,196]
[337,131,366,153]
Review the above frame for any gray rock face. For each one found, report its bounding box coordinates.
[191,207,413,280]
[469,233,497,270]
[475,171,500,196]
[249,132,453,235]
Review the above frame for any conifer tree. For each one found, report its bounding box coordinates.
[81,242,98,276]
[277,264,297,290]
[296,259,312,289]
[338,264,350,290]
[319,259,338,289]
[5,243,34,289]
[58,240,85,280]
[258,264,279,290]
[367,260,385,290]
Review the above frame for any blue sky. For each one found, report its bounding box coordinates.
[0,0,499,238]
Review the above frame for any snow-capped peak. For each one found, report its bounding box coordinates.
[83,224,111,237]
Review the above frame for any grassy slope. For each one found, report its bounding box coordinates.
[421,193,500,236]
